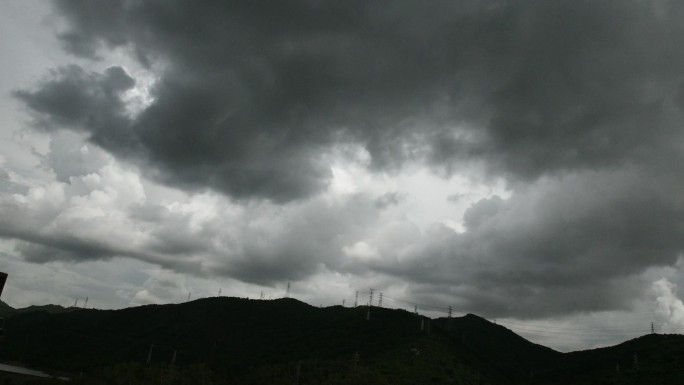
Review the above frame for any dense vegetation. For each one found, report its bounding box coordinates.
[0,298,682,384]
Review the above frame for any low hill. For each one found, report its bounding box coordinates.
[0,301,74,317]
[539,333,684,384]
[0,297,683,385]
[0,300,13,317]
[0,298,502,384]
[435,314,563,382]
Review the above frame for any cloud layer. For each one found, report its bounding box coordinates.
[14,0,684,201]
[4,0,684,325]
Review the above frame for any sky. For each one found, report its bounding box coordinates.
[2,0,684,352]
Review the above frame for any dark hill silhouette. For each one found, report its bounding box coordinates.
[0,298,683,384]
[0,298,501,384]
[435,314,563,382]
[0,301,74,317]
[0,300,14,316]
[540,333,684,384]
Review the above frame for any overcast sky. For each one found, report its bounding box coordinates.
[2,0,684,352]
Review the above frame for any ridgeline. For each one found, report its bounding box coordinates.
[0,297,682,384]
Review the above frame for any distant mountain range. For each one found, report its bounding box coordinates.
[0,297,682,384]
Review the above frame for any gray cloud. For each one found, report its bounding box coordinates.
[373,168,684,318]
[13,0,684,202]
[0,169,28,195]
[374,192,403,209]
[0,152,384,287]
[7,0,684,323]
[15,65,134,132]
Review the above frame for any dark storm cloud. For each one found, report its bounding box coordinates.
[16,240,117,263]
[15,0,684,201]
[0,213,198,274]
[15,65,134,127]
[10,0,684,318]
[14,65,139,155]
[4,226,203,275]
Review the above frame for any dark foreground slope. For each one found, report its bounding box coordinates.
[1,298,683,385]
[0,298,502,384]
[538,333,684,385]
[435,314,684,385]
[435,314,563,381]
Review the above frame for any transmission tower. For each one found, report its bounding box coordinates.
[285,282,291,298]
[378,293,383,308]
[146,344,154,365]
[447,306,453,330]
[354,291,359,307]
[369,288,374,307]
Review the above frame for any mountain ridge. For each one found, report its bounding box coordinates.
[0,297,682,384]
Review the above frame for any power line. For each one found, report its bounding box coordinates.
[353,290,675,343]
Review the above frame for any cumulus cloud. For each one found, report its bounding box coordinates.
[5,0,684,327]
[0,139,396,286]
[653,278,684,332]
[129,269,190,306]
[365,168,684,318]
